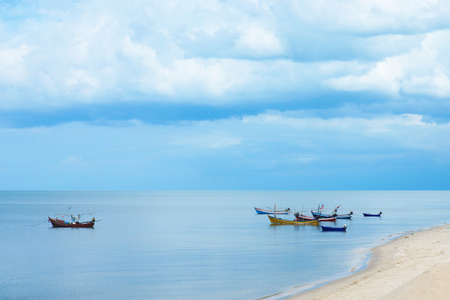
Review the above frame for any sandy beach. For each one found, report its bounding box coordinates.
[289,224,450,300]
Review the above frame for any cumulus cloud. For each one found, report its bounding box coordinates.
[0,43,32,85]
[1,0,450,111]
[290,0,450,34]
[327,30,450,99]
[234,23,284,57]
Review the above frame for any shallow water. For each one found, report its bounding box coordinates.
[1,191,449,299]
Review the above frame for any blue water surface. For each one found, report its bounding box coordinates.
[0,191,449,299]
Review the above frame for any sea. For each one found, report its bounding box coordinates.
[1,190,449,300]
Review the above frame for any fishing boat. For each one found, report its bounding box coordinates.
[363,212,382,217]
[268,215,319,226]
[48,217,95,228]
[334,212,353,220]
[321,224,347,232]
[293,211,336,222]
[316,216,336,222]
[311,211,332,218]
[311,205,353,220]
[255,206,290,215]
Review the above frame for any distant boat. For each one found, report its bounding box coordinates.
[255,206,290,215]
[268,215,319,226]
[311,211,332,218]
[334,213,353,220]
[363,212,382,217]
[311,205,353,220]
[312,211,353,219]
[48,217,95,228]
[293,211,336,222]
[321,224,347,232]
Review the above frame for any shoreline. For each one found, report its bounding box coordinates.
[284,223,450,299]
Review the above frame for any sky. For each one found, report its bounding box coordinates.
[1,0,450,190]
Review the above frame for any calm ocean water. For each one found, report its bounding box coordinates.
[1,191,449,299]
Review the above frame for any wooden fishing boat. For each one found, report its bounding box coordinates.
[48,217,95,228]
[335,213,353,219]
[363,212,382,217]
[321,224,347,232]
[268,215,319,226]
[311,211,352,219]
[316,217,336,222]
[255,207,290,215]
[311,205,353,220]
[293,211,336,222]
[311,211,332,218]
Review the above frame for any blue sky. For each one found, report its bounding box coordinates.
[1,0,450,190]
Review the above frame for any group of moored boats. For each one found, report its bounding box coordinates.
[255,205,382,232]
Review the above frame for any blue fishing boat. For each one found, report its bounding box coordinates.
[311,204,331,218]
[363,212,382,217]
[321,224,347,232]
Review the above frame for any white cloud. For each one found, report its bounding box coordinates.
[65,69,100,98]
[234,24,284,57]
[291,0,450,34]
[0,43,33,85]
[120,36,253,101]
[1,0,450,111]
[327,30,450,98]
[326,58,404,96]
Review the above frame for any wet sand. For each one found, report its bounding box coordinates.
[289,224,450,300]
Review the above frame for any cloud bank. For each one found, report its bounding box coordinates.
[1,0,450,110]
[1,111,449,190]
[1,0,449,189]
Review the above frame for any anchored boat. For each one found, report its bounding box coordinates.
[363,212,382,217]
[255,206,290,215]
[48,217,95,228]
[268,215,319,226]
[293,211,336,222]
[312,205,353,220]
[321,224,347,232]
